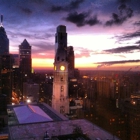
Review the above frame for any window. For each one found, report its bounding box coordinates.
[61,86,64,92]
[61,77,63,81]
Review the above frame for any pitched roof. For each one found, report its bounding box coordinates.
[13,105,53,124]
[20,39,31,49]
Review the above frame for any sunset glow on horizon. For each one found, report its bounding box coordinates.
[1,0,139,71]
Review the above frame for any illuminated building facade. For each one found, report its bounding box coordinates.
[52,25,69,114]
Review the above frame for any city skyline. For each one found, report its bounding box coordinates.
[0,0,140,70]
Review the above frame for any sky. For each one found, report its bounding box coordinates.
[0,0,140,71]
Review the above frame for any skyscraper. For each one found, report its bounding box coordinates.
[0,19,9,55]
[19,39,32,79]
[0,15,12,104]
[0,54,13,103]
[52,25,69,114]
[67,46,75,78]
[19,39,32,98]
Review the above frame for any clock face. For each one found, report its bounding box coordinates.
[60,65,65,71]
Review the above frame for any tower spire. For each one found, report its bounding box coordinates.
[0,15,3,26]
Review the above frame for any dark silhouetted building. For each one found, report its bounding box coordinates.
[67,46,75,78]
[19,39,32,97]
[0,54,13,103]
[123,95,140,140]
[0,23,13,104]
[0,25,9,55]
[19,39,32,78]
[11,54,20,99]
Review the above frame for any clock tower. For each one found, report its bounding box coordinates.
[52,25,69,114]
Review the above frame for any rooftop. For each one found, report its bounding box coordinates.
[7,103,120,140]
[13,105,53,124]
[9,119,120,140]
[51,133,90,140]
[7,103,68,125]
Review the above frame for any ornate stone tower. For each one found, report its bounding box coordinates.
[52,25,69,114]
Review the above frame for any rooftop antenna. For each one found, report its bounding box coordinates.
[1,15,3,26]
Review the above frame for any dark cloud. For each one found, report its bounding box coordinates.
[65,11,88,27]
[104,45,140,53]
[65,11,101,27]
[105,3,133,26]
[50,1,109,27]
[86,15,101,26]
[116,30,140,41]
[95,60,140,66]
[50,0,85,12]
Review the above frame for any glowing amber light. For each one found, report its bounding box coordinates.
[60,66,65,71]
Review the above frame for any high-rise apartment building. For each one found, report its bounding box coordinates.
[52,25,69,114]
